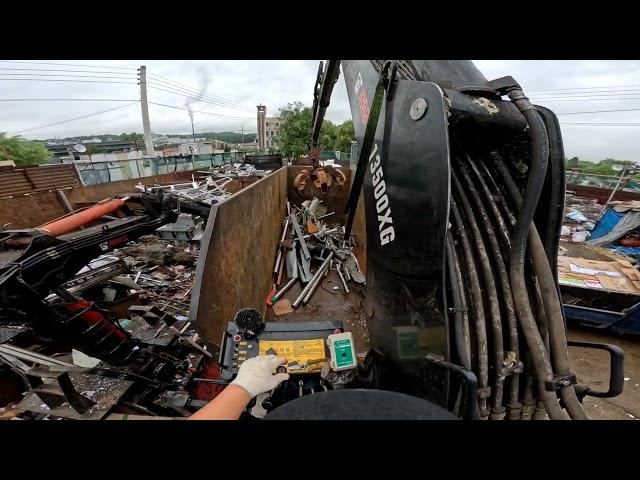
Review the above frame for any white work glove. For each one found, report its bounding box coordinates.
[231,355,290,398]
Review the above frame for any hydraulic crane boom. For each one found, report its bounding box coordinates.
[307,59,625,420]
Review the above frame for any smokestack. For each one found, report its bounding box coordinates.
[257,104,267,151]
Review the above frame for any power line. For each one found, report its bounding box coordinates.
[11,102,139,134]
[147,81,253,113]
[146,73,253,111]
[147,84,254,113]
[0,67,136,75]
[0,73,138,80]
[147,72,247,105]
[0,60,137,71]
[146,80,254,112]
[148,101,252,120]
[0,78,138,85]
[0,98,138,102]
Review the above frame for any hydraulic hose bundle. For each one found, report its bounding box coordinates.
[446,84,586,420]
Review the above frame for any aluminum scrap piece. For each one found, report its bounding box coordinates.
[298,249,313,282]
[0,344,77,367]
[271,277,298,302]
[293,252,334,308]
[0,326,28,344]
[290,213,311,260]
[285,247,298,279]
[301,252,335,305]
[336,262,350,293]
[126,316,175,346]
[17,372,134,420]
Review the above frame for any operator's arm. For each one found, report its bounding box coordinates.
[189,355,289,420]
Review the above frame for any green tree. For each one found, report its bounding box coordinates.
[566,156,580,168]
[334,120,355,152]
[0,134,52,166]
[276,102,336,156]
[119,132,144,142]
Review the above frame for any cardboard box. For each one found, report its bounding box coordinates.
[558,256,640,293]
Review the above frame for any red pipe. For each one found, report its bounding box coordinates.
[4,197,128,249]
[39,198,127,236]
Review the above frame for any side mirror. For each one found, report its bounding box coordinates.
[568,340,625,399]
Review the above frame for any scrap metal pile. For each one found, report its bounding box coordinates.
[268,198,365,315]
[199,162,271,178]
[114,235,198,318]
[0,230,215,420]
[561,194,604,244]
[136,174,234,206]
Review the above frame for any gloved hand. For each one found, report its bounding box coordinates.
[231,355,290,398]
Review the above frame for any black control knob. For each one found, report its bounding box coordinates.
[233,308,264,338]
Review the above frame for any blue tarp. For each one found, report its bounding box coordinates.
[610,246,640,257]
[588,208,625,240]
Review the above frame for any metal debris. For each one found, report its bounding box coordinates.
[269,198,364,308]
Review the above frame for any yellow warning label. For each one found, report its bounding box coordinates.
[259,339,326,367]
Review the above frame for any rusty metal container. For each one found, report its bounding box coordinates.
[190,166,368,350]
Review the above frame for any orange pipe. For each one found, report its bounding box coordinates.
[39,198,127,236]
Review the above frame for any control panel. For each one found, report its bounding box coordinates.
[218,320,344,381]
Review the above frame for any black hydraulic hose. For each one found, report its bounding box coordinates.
[445,233,471,370]
[529,233,588,419]
[465,156,523,418]
[447,233,475,418]
[493,146,587,419]
[450,199,489,418]
[448,233,472,363]
[489,154,523,218]
[456,158,521,417]
[464,155,512,251]
[452,171,505,417]
[504,90,567,420]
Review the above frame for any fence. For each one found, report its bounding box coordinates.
[0,164,81,197]
[69,152,246,186]
[566,171,640,193]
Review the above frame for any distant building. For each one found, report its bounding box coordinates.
[257,105,267,150]
[178,142,214,156]
[265,117,281,149]
[171,137,207,145]
[45,140,137,162]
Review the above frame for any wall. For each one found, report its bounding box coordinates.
[0,191,66,229]
[568,184,640,205]
[0,164,81,197]
[192,165,367,344]
[192,167,289,343]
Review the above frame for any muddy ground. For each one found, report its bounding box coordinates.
[568,325,640,420]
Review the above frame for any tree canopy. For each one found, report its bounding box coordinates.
[0,134,52,166]
[565,156,638,176]
[276,102,355,157]
[119,132,145,144]
[333,120,355,152]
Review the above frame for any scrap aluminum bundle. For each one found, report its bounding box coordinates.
[199,163,271,178]
[136,174,233,205]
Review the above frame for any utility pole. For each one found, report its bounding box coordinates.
[138,66,155,157]
[190,117,197,143]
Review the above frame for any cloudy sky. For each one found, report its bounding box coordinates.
[1,60,639,162]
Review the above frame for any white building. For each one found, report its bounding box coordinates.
[265,117,281,149]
